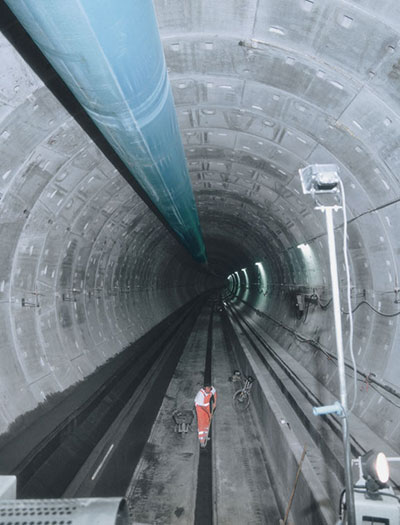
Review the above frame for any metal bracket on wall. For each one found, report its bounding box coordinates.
[87,288,103,299]
[21,289,43,308]
[62,289,81,302]
[351,287,366,299]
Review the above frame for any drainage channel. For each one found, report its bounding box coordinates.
[194,301,214,525]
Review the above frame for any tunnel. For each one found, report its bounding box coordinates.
[1,1,400,524]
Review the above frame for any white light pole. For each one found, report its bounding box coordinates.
[324,206,348,411]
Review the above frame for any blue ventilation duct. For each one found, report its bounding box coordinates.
[6,0,207,263]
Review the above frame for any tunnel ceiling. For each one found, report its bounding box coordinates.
[153,1,400,315]
[1,0,400,430]
[2,0,399,276]
[160,0,400,277]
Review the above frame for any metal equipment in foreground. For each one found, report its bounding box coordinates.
[339,451,400,524]
[172,409,194,436]
[299,164,356,525]
[0,498,129,525]
[0,476,130,524]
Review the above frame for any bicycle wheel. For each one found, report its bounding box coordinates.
[233,389,250,411]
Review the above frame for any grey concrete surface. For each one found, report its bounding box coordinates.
[1,0,400,520]
[125,307,208,524]
[126,305,281,524]
[212,312,281,524]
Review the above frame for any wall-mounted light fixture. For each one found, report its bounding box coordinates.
[299,163,340,195]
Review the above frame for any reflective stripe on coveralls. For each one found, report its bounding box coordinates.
[196,405,211,444]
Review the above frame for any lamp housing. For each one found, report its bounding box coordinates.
[299,164,340,195]
[361,450,390,488]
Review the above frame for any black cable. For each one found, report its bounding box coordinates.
[237,298,400,404]
[342,299,400,317]
[338,488,346,519]
[368,382,400,410]
[319,295,400,317]
[318,298,333,310]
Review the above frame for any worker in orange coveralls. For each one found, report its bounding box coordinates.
[194,383,217,447]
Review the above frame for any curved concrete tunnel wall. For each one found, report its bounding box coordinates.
[0,29,213,431]
[161,0,400,452]
[1,0,400,465]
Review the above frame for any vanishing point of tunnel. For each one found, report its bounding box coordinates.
[1,1,400,524]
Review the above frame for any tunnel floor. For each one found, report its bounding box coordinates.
[126,302,281,524]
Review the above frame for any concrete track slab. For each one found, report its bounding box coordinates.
[212,312,281,524]
[126,306,210,524]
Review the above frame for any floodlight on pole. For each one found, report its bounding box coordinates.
[346,452,400,524]
[360,451,390,487]
[299,164,356,525]
[299,163,341,195]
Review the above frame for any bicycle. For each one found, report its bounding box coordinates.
[232,374,254,411]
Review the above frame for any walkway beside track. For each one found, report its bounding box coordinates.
[213,309,281,523]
